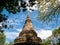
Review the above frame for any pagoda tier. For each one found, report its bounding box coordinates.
[14,14,42,45]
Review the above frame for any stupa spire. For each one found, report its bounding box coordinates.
[26,12,30,19]
[23,13,34,31]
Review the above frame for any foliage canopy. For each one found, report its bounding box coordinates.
[37,0,60,22]
[0,31,6,45]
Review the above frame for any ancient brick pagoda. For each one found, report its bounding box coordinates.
[14,14,42,45]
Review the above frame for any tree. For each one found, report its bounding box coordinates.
[52,27,60,36]
[57,38,60,45]
[5,42,13,45]
[43,40,51,45]
[37,0,60,22]
[42,27,60,45]
[8,42,13,45]
[0,14,7,22]
[0,0,37,29]
[0,0,36,14]
[46,27,60,45]
[0,30,6,45]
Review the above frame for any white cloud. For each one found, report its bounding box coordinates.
[16,28,22,32]
[36,29,52,39]
[5,32,19,39]
[25,0,29,4]
[5,29,22,39]
[30,4,38,10]
[5,29,22,42]
[0,23,2,27]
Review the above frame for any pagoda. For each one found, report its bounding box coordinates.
[14,14,42,45]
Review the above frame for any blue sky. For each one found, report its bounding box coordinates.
[1,9,60,43]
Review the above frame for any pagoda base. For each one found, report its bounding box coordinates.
[14,42,41,45]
